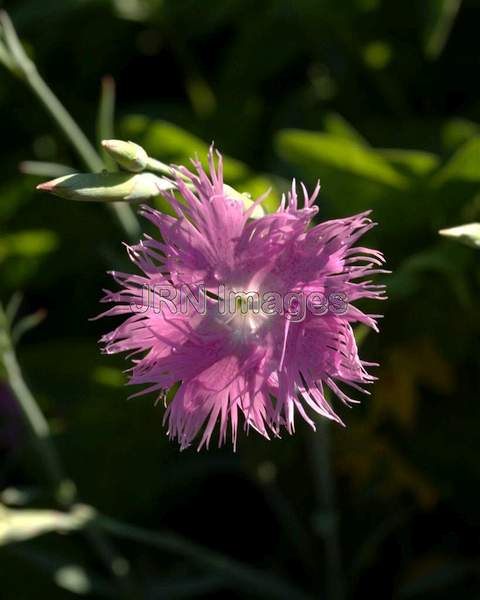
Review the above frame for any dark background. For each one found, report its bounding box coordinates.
[1,0,479,598]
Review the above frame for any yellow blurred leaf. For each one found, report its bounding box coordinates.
[0,230,58,262]
[92,366,125,388]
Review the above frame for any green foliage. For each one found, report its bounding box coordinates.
[0,230,58,262]
[378,149,440,178]
[0,0,479,598]
[277,130,407,188]
[122,115,249,180]
[423,0,463,59]
[433,136,480,185]
[122,115,281,208]
[442,117,480,152]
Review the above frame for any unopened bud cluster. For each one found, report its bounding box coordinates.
[36,139,264,217]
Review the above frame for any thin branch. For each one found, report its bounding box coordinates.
[0,11,140,241]
[0,302,135,597]
[0,303,64,489]
[97,75,117,172]
[308,418,345,600]
[98,513,316,600]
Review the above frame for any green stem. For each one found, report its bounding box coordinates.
[97,75,118,172]
[0,302,134,596]
[145,156,192,180]
[145,156,178,177]
[19,61,104,172]
[308,419,345,600]
[0,303,64,490]
[257,476,321,581]
[24,67,139,240]
[97,514,315,600]
[0,11,139,241]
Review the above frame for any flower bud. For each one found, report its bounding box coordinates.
[223,184,265,218]
[439,223,480,248]
[36,172,173,203]
[101,139,148,172]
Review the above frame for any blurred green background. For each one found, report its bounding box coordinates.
[0,0,479,598]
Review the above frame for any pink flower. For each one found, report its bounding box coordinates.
[99,150,386,450]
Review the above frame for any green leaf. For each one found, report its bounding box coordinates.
[363,40,392,70]
[121,115,249,181]
[185,75,216,117]
[424,0,462,60]
[323,113,368,146]
[379,149,440,178]
[0,230,58,262]
[387,243,473,309]
[276,130,408,212]
[442,118,480,152]
[277,130,407,188]
[120,116,281,212]
[92,366,125,388]
[433,136,480,186]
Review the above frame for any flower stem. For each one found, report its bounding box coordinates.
[97,75,118,172]
[0,302,134,595]
[145,156,181,178]
[308,418,345,600]
[0,303,64,490]
[0,11,140,241]
[17,60,104,172]
[97,513,315,600]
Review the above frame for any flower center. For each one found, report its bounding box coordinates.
[211,288,272,341]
